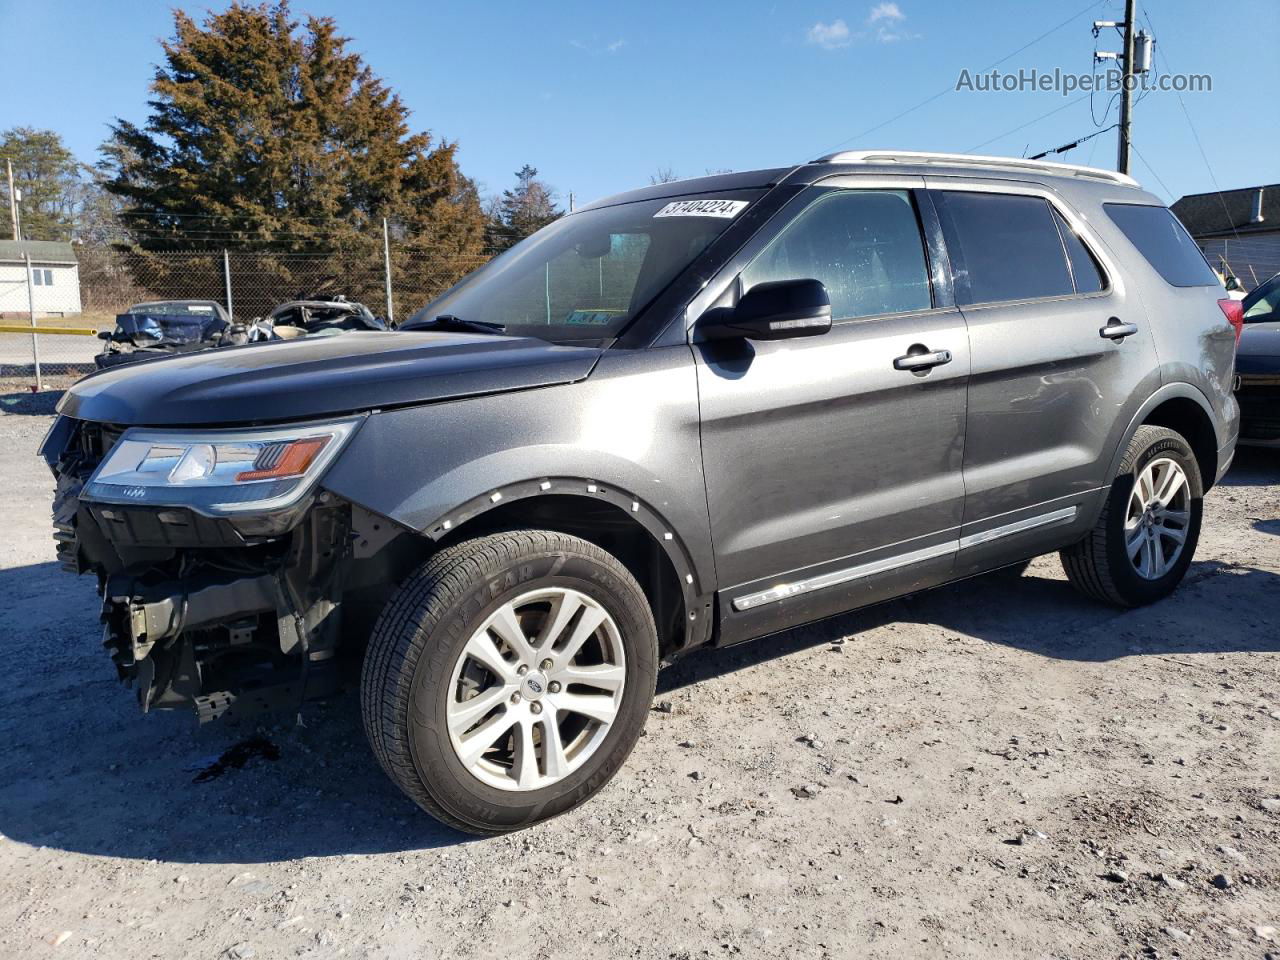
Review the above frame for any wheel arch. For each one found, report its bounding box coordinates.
[421,480,713,656]
[1109,382,1222,492]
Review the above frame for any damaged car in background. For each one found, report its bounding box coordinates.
[95,300,233,369]
[95,295,386,368]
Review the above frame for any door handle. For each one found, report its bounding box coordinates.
[894,347,953,372]
[1099,317,1139,341]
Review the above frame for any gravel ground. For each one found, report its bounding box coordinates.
[1,395,1277,960]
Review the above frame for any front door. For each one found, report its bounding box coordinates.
[692,185,970,642]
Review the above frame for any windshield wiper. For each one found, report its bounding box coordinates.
[416,314,507,335]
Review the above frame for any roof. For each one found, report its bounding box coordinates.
[0,239,78,264]
[1172,184,1279,239]
[581,149,1155,213]
[815,150,1140,187]
[576,168,795,213]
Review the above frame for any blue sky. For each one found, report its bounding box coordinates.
[1,0,1275,206]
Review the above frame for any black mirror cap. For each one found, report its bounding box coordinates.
[698,278,832,341]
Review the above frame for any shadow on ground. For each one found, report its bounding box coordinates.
[1,450,1275,865]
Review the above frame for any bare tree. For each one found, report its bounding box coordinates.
[649,166,680,185]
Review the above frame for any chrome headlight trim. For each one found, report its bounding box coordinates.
[82,416,363,516]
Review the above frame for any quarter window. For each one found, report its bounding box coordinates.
[741,189,932,321]
[1104,203,1219,287]
[935,191,1075,305]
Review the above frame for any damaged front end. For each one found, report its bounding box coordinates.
[42,414,402,723]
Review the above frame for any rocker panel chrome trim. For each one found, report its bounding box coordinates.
[729,506,1079,612]
[957,506,1078,550]
[731,541,956,612]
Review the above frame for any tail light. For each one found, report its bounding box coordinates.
[1218,298,1244,346]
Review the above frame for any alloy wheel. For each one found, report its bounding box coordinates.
[445,588,626,791]
[1124,457,1190,580]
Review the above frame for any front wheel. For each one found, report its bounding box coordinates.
[361,530,658,835]
[1061,425,1203,607]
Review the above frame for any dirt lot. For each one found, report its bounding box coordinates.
[1,395,1277,960]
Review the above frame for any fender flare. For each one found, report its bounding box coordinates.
[1105,381,1220,484]
[418,475,712,629]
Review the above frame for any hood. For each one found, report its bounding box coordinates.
[59,331,602,426]
[1236,321,1280,372]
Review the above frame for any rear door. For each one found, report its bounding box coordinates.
[690,181,970,642]
[927,181,1160,575]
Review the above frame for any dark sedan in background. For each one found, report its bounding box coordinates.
[1236,272,1280,446]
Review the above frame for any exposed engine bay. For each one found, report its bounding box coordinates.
[45,416,412,723]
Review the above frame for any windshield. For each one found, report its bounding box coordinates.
[406,190,764,342]
[1242,274,1280,323]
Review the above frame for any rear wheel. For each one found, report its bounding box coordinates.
[361,530,658,834]
[1061,425,1202,607]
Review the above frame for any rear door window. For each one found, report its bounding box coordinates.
[1051,208,1106,294]
[934,191,1074,305]
[740,189,932,320]
[1104,203,1219,287]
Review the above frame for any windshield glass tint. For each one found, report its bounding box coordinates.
[407,190,764,341]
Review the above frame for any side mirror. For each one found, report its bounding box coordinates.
[97,330,113,341]
[697,278,832,341]
[1224,276,1243,292]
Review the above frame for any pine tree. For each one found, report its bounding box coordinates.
[99,2,487,307]
[0,127,84,242]
[489,165,562,250]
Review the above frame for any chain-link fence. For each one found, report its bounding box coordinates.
[0,243,491,388]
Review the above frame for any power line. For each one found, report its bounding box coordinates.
[813,0,1108,156]
[966,94,1091,153]
[1140,7,1242,240]
[1026,122,1118,161]
[1128,141,1176,201]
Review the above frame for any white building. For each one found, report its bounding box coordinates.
[0,240,83,316]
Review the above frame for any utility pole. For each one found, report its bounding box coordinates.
[1095,0,1150,176]
[1116,0,1137,175]
[5,160,17,240]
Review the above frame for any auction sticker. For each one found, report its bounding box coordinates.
[653,199,748,219]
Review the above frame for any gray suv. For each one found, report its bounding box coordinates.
[43,151,1240,834]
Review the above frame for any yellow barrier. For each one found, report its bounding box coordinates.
[0,324,100,336]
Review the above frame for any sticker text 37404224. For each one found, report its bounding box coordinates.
[653,199,749,219]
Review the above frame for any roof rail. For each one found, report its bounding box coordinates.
[813,150,1140,187]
